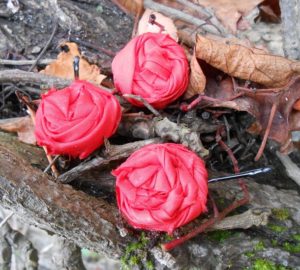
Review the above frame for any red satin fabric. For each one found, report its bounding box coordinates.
[112,33,189,109]
[35,80,121,159]
[113,143,208,233]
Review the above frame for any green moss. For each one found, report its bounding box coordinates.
[245,251,255,258]
[254,241,265,252]
[268,224,287,233]
[164,234,174,241]
[271,239,278,247]
[252,259,289,270]
[272,208,290,221]
[208,230,233,242]
[283,242,300,253]
[129,256,139,266]
[146,260,155,270]
[292,234,300,242]
[253,259,276,270]
[121,233,154,270]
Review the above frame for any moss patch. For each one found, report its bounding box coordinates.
[121,232,155,270]
[272,208,290,221]
[282,242,300,253]
[268,224,287,233]
[254,241,265,252]
[252,258,290,270]
[207,230,233,242]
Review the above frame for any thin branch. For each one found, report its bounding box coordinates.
[123,94,161,116]
[0,59,53,66]
[0,212,14,228]
[58,138,161,183]
[0,69,71,88]
[144,0,228,36]
[29,21,58,72]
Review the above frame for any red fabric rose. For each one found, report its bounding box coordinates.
[35,80,121,159]
[113,143,208,233]
[112,33,189,109]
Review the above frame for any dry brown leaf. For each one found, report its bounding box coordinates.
[293,99,300,110]
[198,74,300,154]
[195,34,300,88]
[0,116,36,145]
[40,42,106,85]
[193,0,263,33]
[137,9,178,41]
[184,50,206,99]
[111,0,143,15]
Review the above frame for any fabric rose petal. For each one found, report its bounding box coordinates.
[112,33,189,109]
[113,143,208,234]
[35,80,121,159]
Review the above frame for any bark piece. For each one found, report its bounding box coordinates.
[0,132,126,259]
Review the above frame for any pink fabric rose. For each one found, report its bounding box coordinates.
[112,33,189,109]
[113,143,208,233]
[35,80,121,159]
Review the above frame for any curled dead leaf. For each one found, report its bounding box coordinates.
[112,0,143,15]
[193,0,263,33]
[40,42,106,85]
[199,74,300,156]
[0,116,36,145]
[195,34,300,88]
[184,50,206,99]
[137,9,178,41]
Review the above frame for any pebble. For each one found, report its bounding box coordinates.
[31,46,41,54]
[246,32,261,43]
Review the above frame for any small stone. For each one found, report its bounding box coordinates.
[31,46,41,54]
[246,32,261,43]
[262,33,282,42]
[268,41,284,56]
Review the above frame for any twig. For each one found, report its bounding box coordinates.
[123,94,161,116]
[43,155,60,174]
[16,91,60,177]
[0,59,53,66]
[216,127,239,173]
[0,69,113,92]
[0,69,72,88]
[58,138,161,183]
[276,151,300,187]
[144,0,228,36]
[69,37,116,57]
[255,103,277,161]
[162,182,249,251]
[0,212,14,228]
[29,21,58,72]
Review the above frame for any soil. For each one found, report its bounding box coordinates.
[0,1,300,270]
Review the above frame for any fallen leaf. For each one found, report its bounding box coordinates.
[184,50,206,99]
[111,0,143,15]
[137,9,178,41]
[293,99,300,110]
[258,0,281,23]
[193,0,263,33]
[198,74,300,155]
[0,116,36,145]
[195,34,300,88]
[40,42,106,85]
